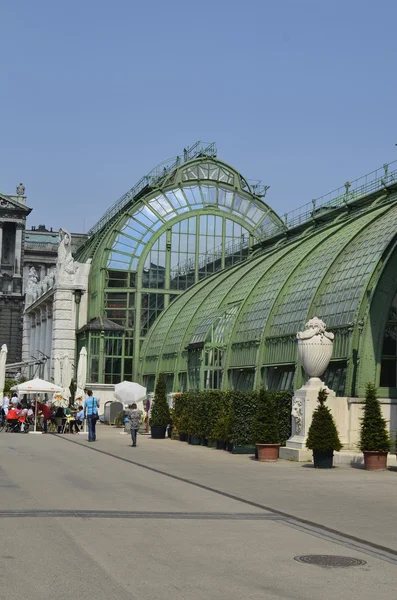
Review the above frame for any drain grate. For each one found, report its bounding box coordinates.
[294,555,367,568]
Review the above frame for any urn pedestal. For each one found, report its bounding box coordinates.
[280,317,337,462]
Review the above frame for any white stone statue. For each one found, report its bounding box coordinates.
[26,267,39,303]
[297,317,334,378]
[57,228,76,282]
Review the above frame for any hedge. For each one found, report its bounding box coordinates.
[172,389,292,446]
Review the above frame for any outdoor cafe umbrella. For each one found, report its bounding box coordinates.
[62,352,71,404]
[12,377,63,433]
[0,344,7,400]
[75,346,87,402]
[114,381,147,408]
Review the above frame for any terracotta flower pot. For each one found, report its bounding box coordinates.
[363,450,388,471]
[256,443,280,462]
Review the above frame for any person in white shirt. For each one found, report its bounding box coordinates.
[2,394,10,416]
[69,406,84,433]
[11,393,19,406]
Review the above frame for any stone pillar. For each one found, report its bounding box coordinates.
[41,307,47,372]
[30,313,36,358]
[0,223,3,271]
[22,312,31,373]
[14,224,23,277]
[40,265,46,280]
[45,305,53,380]
[51,286,76,381]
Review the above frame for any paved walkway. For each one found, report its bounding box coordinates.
[0,427,396,599]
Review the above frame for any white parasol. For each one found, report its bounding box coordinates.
[12,377,63,433]
[62,352,71,403]
[0,344,7,400]
[75,347,87,402]
[114,381,147,408]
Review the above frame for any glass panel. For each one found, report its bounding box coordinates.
[314,205,397,327]
[149,194,172,216]
[380,359,397,387]
[201,185,217,204]
[182,186,202,205]
[266,366,295,391]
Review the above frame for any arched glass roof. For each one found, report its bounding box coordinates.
[76,154,284,266]
[140,196,397,383]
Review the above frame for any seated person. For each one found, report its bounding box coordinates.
[54,406,66,433]
[6,407,19,421]
[6,407,21,430]
[69,406,84,433]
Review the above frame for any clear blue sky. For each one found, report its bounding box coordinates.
[1,0,396,232]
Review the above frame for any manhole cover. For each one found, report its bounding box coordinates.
[294,555,367,568]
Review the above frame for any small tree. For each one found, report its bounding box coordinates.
[150,372,170,427]
[254,388,279,444]
[359,382,390,452]
[306,388,342,452]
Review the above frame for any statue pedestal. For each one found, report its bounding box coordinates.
[279,377,336,462]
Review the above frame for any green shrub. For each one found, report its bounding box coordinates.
[306,388,342,452]
[150,372,170,427]
[173,393,188,433]
[114,411,128,428]
[359,382,390,452]
[203,390,224,439]
[254,388,279,444]
[212,392,232,442]
[230,390,257,446]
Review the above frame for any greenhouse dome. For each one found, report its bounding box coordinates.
[140,160,397,399]
[75,141,284,383]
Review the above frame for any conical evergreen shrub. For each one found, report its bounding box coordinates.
[150,372,170,427]
[254,388,279,444]
[359,383,390,452]
[306,388,342,452]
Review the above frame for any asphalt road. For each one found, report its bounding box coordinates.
[0,429,396,600]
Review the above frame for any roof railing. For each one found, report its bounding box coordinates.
[267,160,397,235]
[87,141,217,236]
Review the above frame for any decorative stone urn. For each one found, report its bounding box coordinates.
[279,317,336,461]
[297,317,334,379]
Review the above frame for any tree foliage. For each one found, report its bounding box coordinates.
[150,372,170,427]
[306,388,342,452]
[359,382,390,452]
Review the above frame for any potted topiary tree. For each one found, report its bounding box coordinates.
[150,372,171,439]
[254,389,280,462]
[306,388,342,468]
[359,382,390,470]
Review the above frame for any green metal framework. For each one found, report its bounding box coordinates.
[140,164,397,398]
[75,145,283,384]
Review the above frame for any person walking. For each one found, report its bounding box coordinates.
[84,390,99,442]
[129,403,143,447]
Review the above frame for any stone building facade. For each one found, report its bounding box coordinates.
[23,225,87,293]
[0,184,31,363]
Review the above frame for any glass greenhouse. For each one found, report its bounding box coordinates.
[75,142,283,385]
[139,157,397,398]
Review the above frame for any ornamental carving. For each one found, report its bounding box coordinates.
[291,397,303,434]
[57,228,76,283]
[297,317,334,378]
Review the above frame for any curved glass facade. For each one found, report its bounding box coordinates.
[140,189,397,398]
[75,153,283,384]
